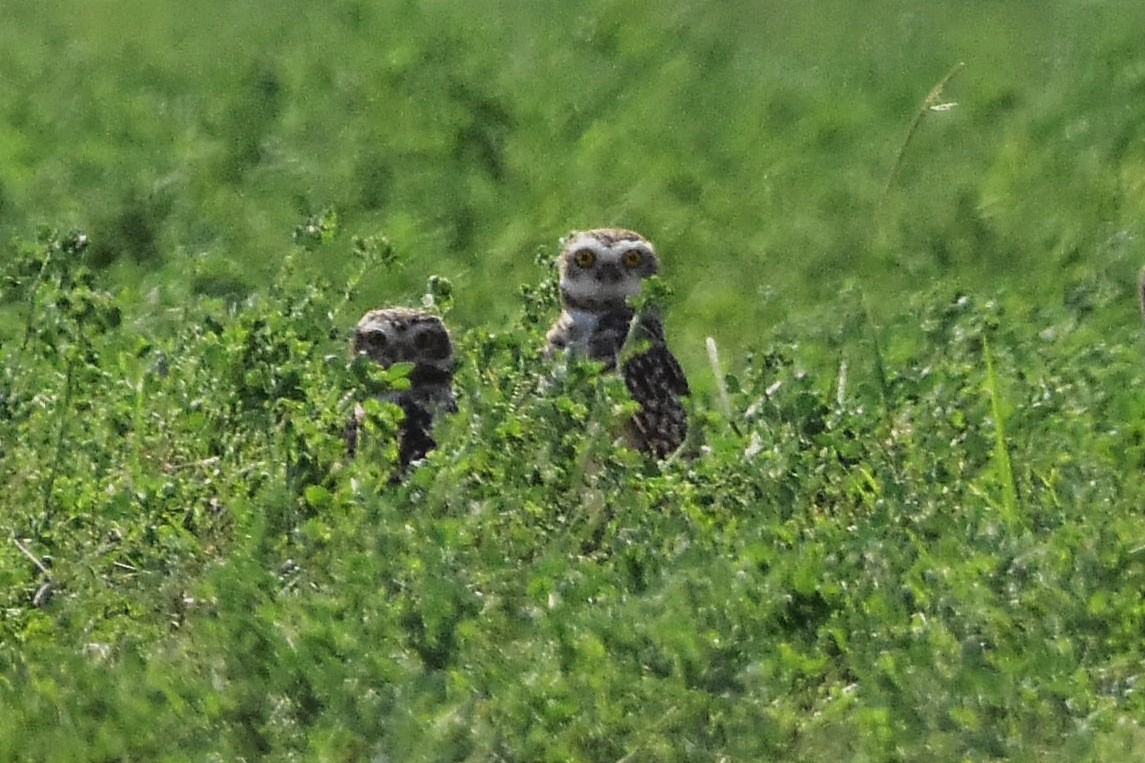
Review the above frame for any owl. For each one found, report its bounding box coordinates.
[346,307,457,471]
[544,228,690,458]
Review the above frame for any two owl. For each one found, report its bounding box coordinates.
[348,228,688,470]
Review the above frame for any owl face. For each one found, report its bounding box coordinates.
[352,308,453,372]
[557,228,660,307]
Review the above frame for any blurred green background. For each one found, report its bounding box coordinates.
[6,4,1145,758]
[2,0,1143,367]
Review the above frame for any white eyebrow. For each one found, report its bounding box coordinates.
[564,235,607,252]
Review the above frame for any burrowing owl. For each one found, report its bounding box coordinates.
[346,307,456,471]
[544,228,690,458]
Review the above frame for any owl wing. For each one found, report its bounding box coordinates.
[620,313,690,458]
[394,395,438,471]
[622,313,690,396]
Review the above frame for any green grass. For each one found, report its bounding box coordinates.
[3,1,1145,760]
[4,0,1144,371]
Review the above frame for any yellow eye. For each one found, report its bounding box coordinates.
[623,249,643,268]
[573,249,596,268]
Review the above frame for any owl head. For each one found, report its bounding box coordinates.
[556,228,660,311]
[351,308,453,375]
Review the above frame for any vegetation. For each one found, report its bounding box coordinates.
[2,1,1145,760]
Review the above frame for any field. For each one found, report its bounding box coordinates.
[3,1,1145,760]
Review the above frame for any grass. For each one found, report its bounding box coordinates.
[2,1,1145,760]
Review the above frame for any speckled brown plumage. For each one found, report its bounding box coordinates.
[544,229,689,458]
[346,307,456,472]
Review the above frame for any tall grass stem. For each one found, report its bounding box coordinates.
[983,337,1020,525]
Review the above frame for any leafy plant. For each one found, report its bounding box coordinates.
[3,3,1145,760]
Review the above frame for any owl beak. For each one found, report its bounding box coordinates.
[596,262,623,283]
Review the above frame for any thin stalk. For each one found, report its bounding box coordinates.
[878,61,965,222]
[1137,265,1145,322]
[20,246,53,352]
[41,354,77,519]
[862,299,891,418]
[983,337,1020,525]
[705,336,733,421]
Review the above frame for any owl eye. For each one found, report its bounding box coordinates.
[623,249,643,268]
[413,329,451,358]
[573,249,596,268]
[357,332,387,353]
